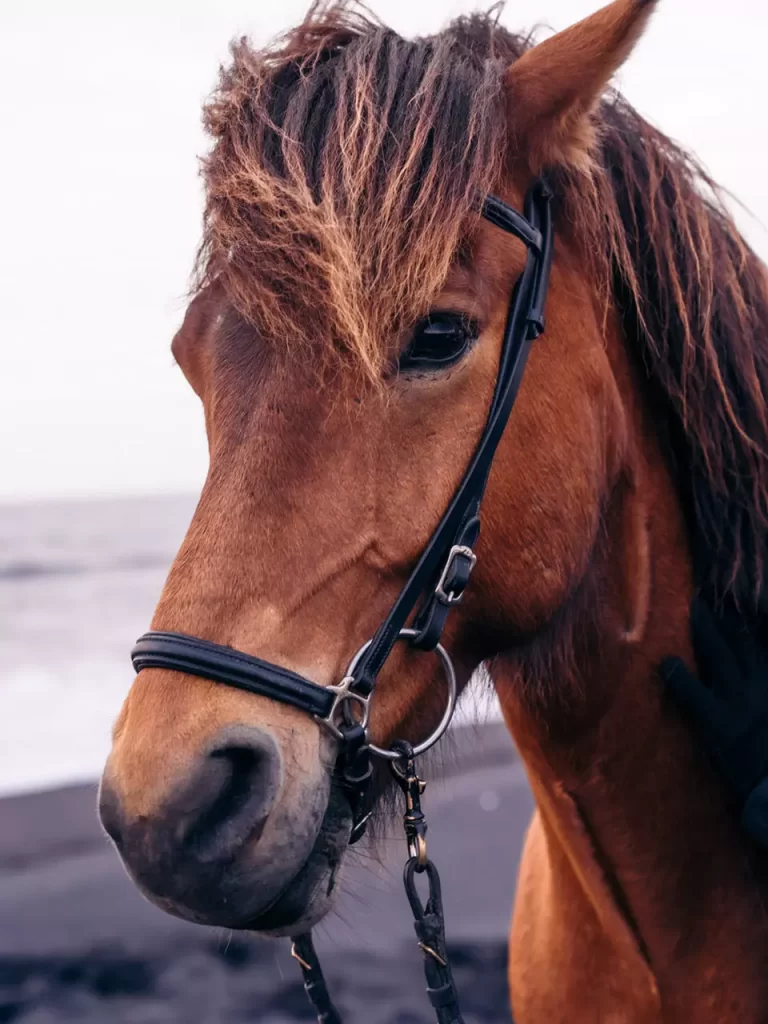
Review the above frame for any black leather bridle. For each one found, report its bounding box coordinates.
[131,178,554,1024]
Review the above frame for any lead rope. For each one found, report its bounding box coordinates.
[290,933,342,1024]
[394,741,465,1024]
[291,740,464,1024]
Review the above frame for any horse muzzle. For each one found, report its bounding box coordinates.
[98,723,343,929]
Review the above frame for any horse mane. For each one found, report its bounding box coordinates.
[595,98,768,614]
[197,3,768,616]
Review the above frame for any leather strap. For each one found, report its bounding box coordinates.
[411,517,480,651]
[291,933,343,1024]
[405,858,465,1024]
[348,180,553,695]
[131,632,334,719]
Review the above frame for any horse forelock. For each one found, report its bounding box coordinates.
[195,3,524,385]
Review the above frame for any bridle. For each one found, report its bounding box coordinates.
[131,178,554,1024]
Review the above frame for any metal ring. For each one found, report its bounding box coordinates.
[341,628,458,761]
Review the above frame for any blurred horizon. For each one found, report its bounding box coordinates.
[1,0,767,502]
[0,493,197,794]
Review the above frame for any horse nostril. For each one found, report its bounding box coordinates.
[180,727,283,861]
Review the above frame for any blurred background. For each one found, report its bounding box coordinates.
[1,1,767,1021]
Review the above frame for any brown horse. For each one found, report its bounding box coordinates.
[99,0,768,1019]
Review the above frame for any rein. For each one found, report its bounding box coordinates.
[131,178,554,1023]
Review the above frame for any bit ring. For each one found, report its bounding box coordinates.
[341,628,458,761]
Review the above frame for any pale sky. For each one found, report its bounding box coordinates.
[2,0,767,501]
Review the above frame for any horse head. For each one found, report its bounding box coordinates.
[100,1,768,1017]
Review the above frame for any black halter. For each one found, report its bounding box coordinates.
[131,178,554,1024]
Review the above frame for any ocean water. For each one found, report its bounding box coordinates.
[0,495,500,796]
[0,495,197,796]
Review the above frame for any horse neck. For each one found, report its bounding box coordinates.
[496,313,768,1019]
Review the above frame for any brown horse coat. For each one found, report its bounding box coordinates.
[101,2,768,1019]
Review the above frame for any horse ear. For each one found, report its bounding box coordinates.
[505,0,658,173]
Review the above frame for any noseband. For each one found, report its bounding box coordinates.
[132,179,554,1024]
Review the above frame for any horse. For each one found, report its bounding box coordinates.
[98,0,768,1019]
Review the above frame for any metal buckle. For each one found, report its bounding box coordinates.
[315,629,458,761]
[434,545,477,606]
[317,674,371,743]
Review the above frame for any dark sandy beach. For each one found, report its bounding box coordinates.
[0,722,532,1023]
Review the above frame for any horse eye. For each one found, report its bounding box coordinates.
[398,312,478,372]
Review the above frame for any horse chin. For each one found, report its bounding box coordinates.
[244,784,353,938]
